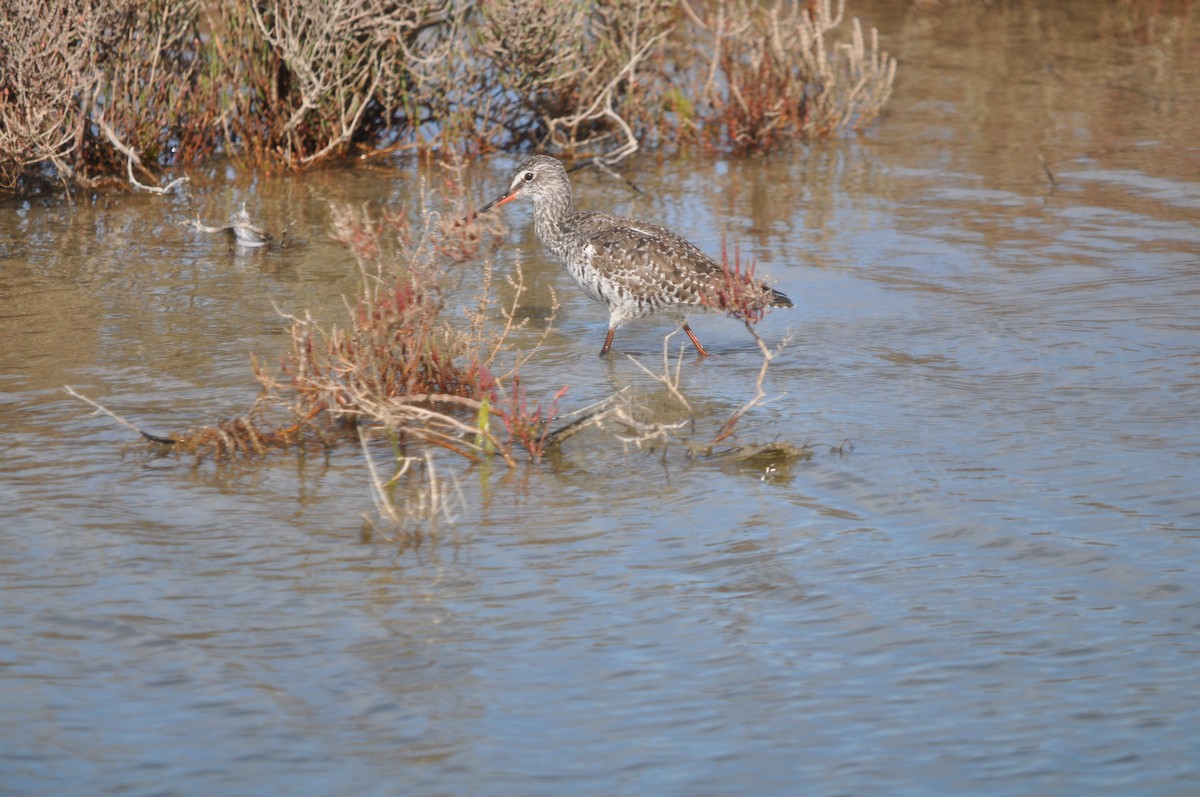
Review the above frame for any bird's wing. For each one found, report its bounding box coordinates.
[576,212,723,294]
[574,211,792,313]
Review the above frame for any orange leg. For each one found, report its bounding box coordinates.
[682,322,709,358]
[599,327,617,356]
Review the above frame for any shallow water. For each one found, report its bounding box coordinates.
[3,2,1199,795]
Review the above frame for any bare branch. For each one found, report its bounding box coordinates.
[63,385,176,444]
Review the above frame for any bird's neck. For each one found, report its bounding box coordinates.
[532,189,573,254]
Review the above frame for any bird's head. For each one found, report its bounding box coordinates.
[478,155,571,214]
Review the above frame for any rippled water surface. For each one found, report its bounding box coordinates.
[3,3,1198,795]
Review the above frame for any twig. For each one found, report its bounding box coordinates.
[62,385,176,444]
[359,426,402,533]
[97,115,189,195]
[711,321,790,445]
[126,155,190,195]
[585,159,646,196]
[1038,152,1057,189]
[626,330,692,412]
[541,388,631,448]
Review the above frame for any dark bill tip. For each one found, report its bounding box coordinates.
[478,191,517,214]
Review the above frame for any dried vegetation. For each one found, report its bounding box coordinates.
[168,192,541,468]
[682,0,896,151]
[168,196,793,459]
[33,0,890,536]
[1,0,896,193]
[65,190,809,536]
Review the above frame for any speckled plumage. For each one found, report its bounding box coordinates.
[478,155,792,356]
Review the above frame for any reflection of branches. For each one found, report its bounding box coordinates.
[712,322,792,445]
[596,396,693,455]
[626,330,693,414]
[558,320,791,460]
[360,429,464,538]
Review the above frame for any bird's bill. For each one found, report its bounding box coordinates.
[478,190,518,214]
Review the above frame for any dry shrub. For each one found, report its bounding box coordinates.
[681,0,897,152]
[1,0,897,193]
[170,196,559,468]
[415,0,677,165]
[1,0,233,190]
[67,217,803,532]
[245,0,446,165]
[0,0,133,189]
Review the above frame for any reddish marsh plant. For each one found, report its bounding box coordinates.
[496,377,571,463]
[701,236,780,325]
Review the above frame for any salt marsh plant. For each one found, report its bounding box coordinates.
[2,0,896,194]
[682,0,896,151]
[65,181,804,534]
[168,197,549,469]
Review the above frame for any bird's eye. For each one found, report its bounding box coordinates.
[523,172,534,182]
